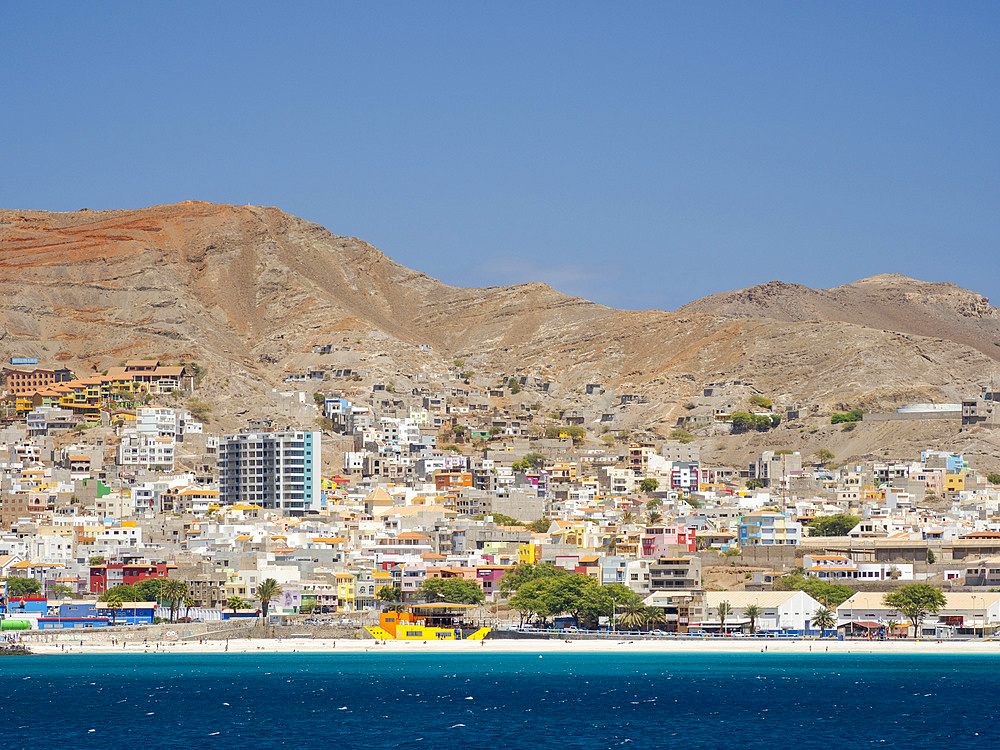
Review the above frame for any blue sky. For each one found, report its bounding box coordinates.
[3,2,998,310]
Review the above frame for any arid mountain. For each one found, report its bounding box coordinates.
[1,202,998,450]
[677,275,1000,359]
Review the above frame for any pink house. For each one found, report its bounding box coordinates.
[641,524,697,557]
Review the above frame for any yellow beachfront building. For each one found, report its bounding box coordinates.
[367,604,489,641]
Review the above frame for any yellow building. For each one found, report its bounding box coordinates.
[335,572,356,611]
[945,473,966,492]
[518,543,540,564]
[369,604,489,640]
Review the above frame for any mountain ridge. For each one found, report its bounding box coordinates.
[2,202,998,436]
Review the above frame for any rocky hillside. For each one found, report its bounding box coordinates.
[1,202,997,437]
[678,275,1000,359]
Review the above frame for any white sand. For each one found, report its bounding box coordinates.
[21,635,1000,656]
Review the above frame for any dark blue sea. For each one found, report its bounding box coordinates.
[1,653,995,749]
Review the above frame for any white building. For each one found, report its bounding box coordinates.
[837,591,1000,637]
[117,432,175,472]
[802,554,915,581]
[702,590,825,633]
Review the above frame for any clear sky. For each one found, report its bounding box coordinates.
[3,2,998,310]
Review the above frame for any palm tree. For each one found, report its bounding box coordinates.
[183,596,195,619]
[644,607,667,632]
[885,619,900,638]
[107,598,123,626]
[717,601,732,633]
[621,512,636,525]
[256,578,282,618]
[162,579,187,622]
[742,604,761,634]
[647,511,663,525]
[617,602,648,631]
[812,607,836,633]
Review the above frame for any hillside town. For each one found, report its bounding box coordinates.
[4,356,1000,641]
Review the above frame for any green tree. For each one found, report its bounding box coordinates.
[883,584,946,638]
[499,562,568,596]
[521,453,546,469]
[811,607,836,632]
[256,578,283,618]
[99,584,139,602]
[473,513,522,527]
[227,596,246,611]
[415,578,485,605]
[813,448,835,464]
[544,425,586,442]
[669,428,694,444]
[743,604,761,633]
[988,473,1000,485]
[48,583,74,600]
[5,577,42,598]
[133,577,164,603]
[509,574,632,629]
[548,575,610,629]
[183,596,195,619]
[639,478,659,494]
[647,511,663,525]
[717,601,732,631]
[745,479,766,490]
[508,578,555,626]
[376,585,402,603]
[525,519,551,533]
[808,514,861,537]
[730,412,755,433]
[89,555,105,565]
[831,410,863,425]
[749,395,773,409]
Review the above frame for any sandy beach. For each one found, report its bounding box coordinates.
[17,634,1000,656]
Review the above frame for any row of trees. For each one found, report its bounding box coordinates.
[730,412,781,433]
[95,577,284,622]
[807,514,861,537]
[501,563,644,628]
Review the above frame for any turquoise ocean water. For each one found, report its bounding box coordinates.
[1,653,995,749]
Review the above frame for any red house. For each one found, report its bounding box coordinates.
[89,562,175,594]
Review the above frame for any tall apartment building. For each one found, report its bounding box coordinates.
[218,430,322,515]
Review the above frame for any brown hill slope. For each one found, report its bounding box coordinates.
[677,274,1000,359]
[0,202,995,420]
